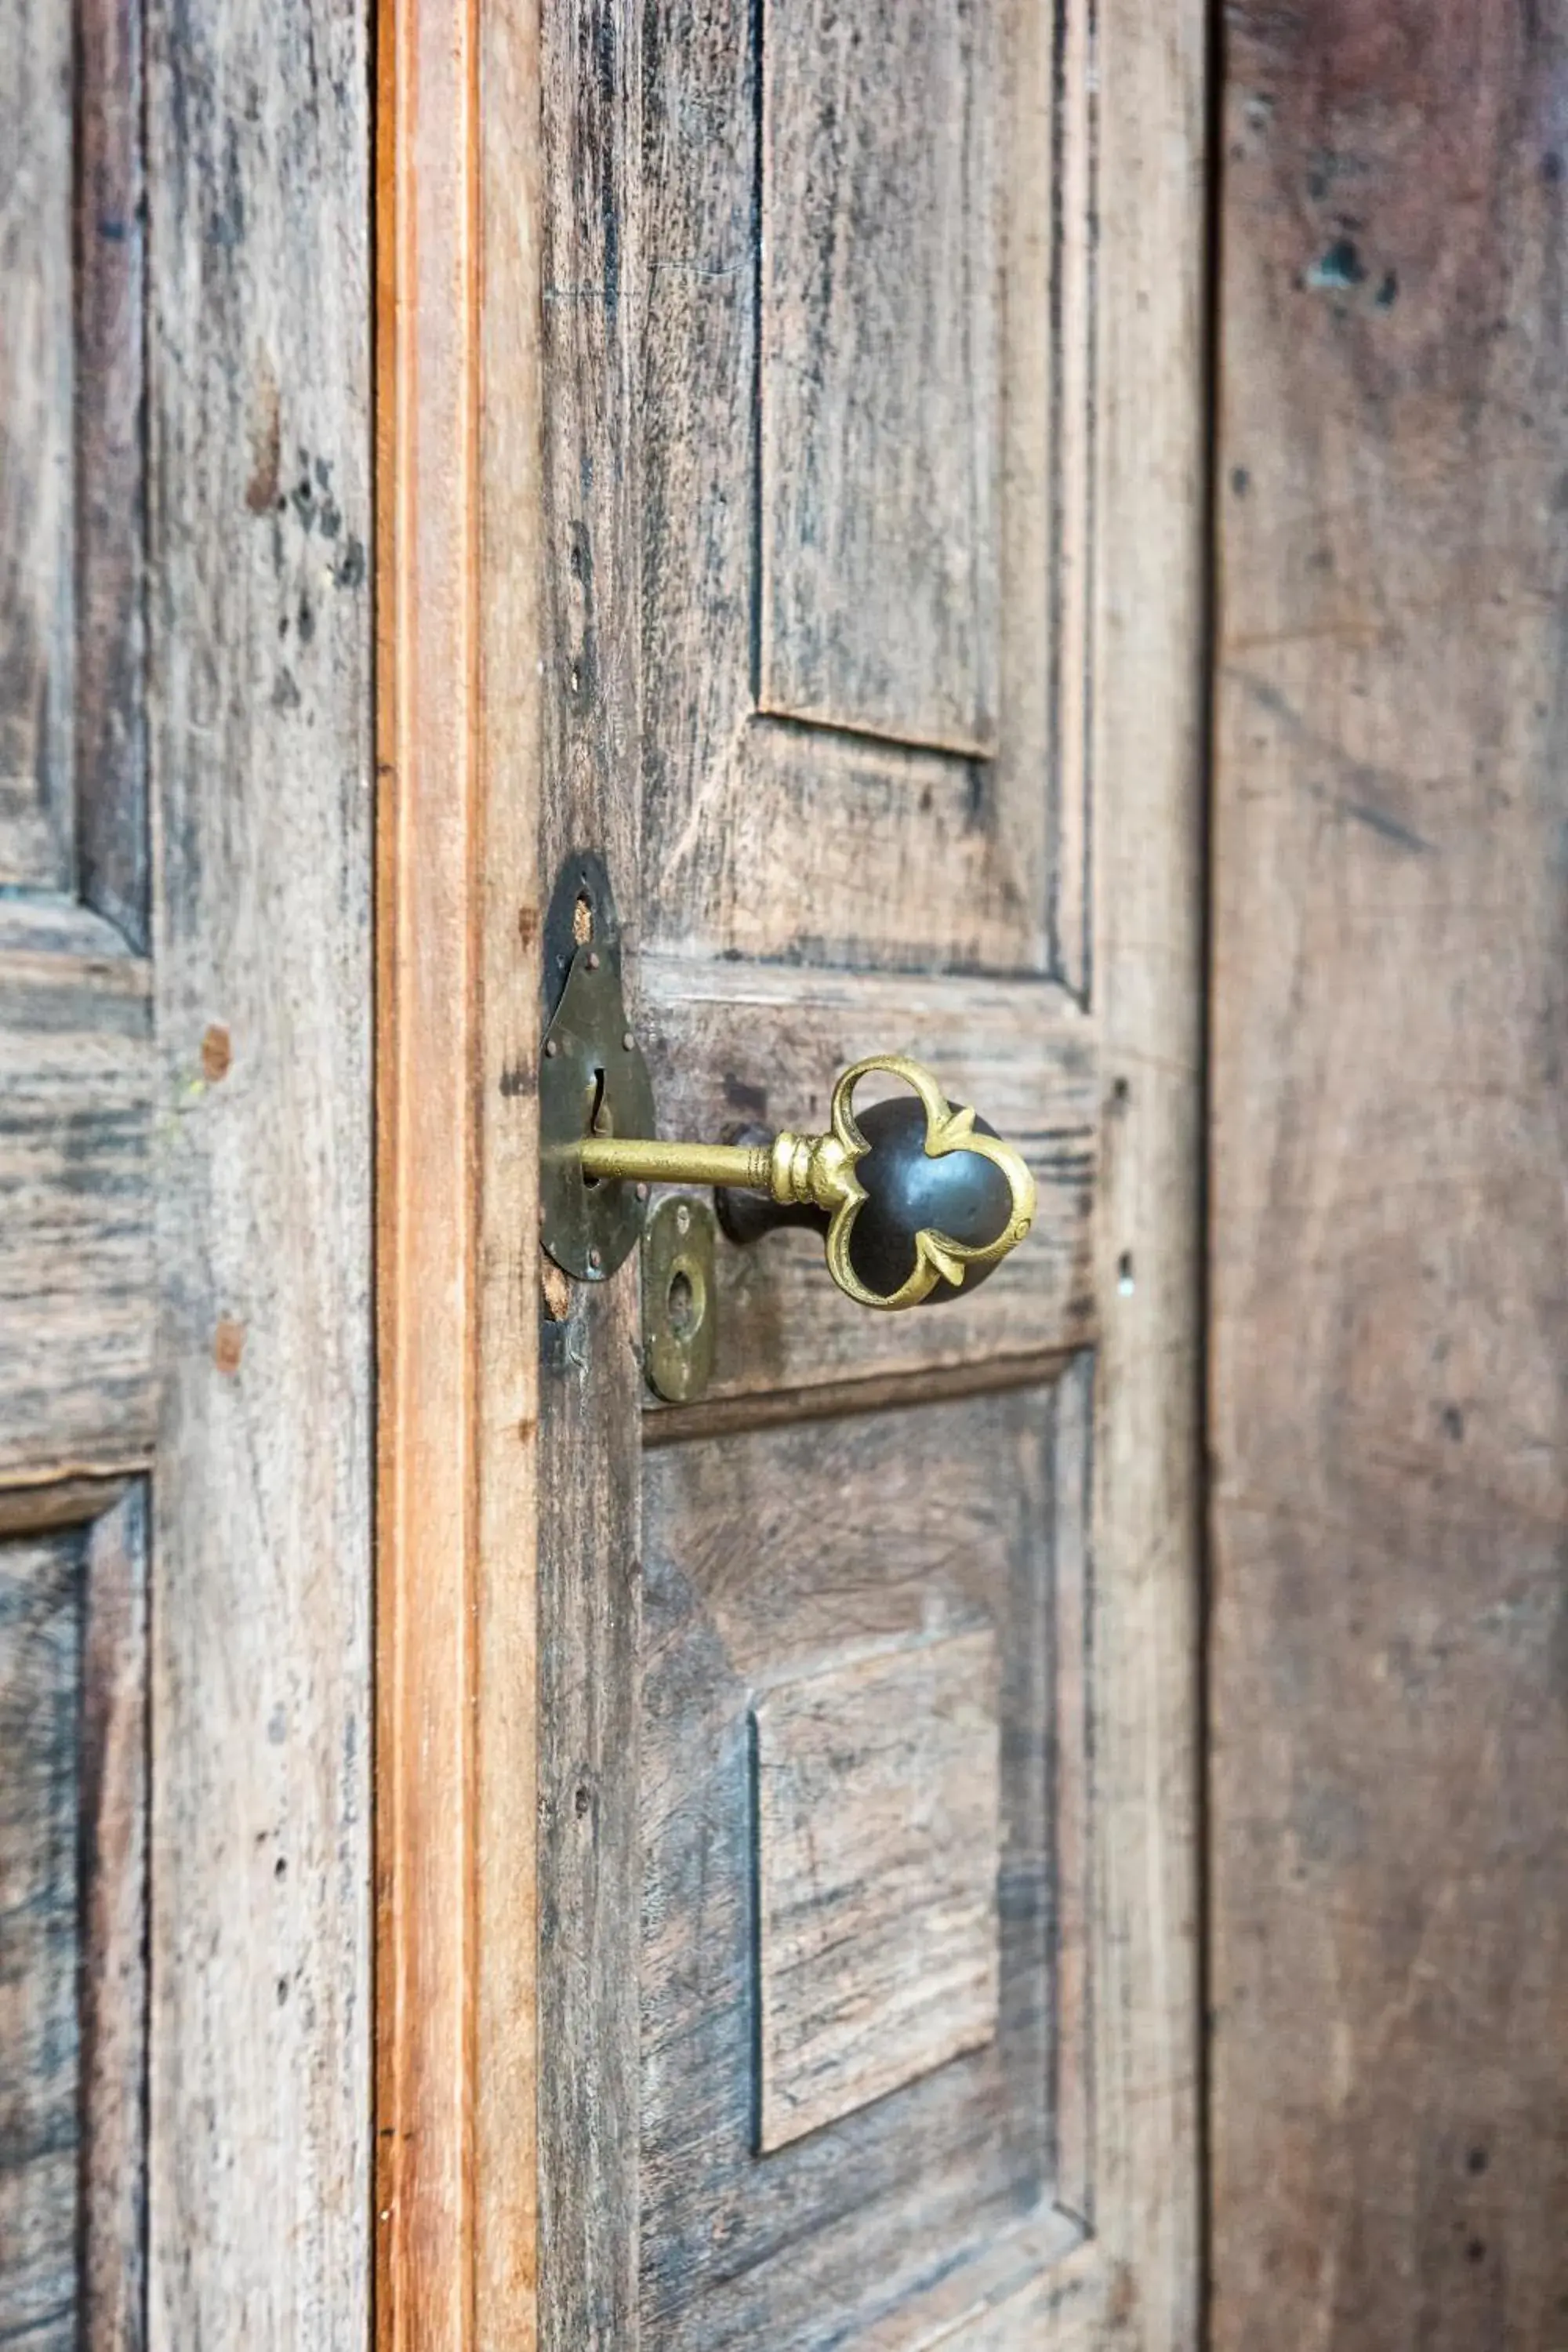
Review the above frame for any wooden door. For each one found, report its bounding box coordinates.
[379,1,1207,2344]
[1,0,373,2341]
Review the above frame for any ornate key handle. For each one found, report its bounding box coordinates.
[575,1053,1036,1312]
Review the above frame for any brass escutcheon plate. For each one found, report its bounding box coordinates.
[642,1196,717,1403]
[538,855,656,1283]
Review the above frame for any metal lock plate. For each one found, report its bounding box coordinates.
[642,1196,717,1403]
[538,855,656,1283]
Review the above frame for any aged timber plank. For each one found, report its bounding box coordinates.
[537,3,644,2344]
[0,923,154,1483]
[0,0,74,890]
[144,0,373,2335]
[1213,8,1568,2347]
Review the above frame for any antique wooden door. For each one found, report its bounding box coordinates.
[1,0,372,2340]
[379,0,1207,2345]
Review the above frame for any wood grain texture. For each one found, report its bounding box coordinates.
[638,0,1055,979]
[375,0,543,2332]
[524,0,1204,2338]
[640,1385,1081,2347]
[0,0,74,891]
[1086,0,1207,2342]
[537,5,644,2344]
[0,1484,147,2352]
[759,0,1000,753]
[78,1486,149,2352]
[0,927,154,1483]
[754,1632,1001,2152]
[0,1524,82,2350]
[144,0,372,2332]
[1212,9,1568,2344]
[637,956,1097,1403]
[75,0,149,949]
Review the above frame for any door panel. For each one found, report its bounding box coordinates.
[638,0,1058,978]
[529,1,1206,2345]
[641,1377,1090,2347]
[0,0,373,2336]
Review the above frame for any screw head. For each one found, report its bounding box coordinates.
[675,1203,691,1237]
[586,950,601,971]
[622,1030,635,1052]
[543,1038,558,1059]
[588,1245,603,1271]
[635,1181,648,1201]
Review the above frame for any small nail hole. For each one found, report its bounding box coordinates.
[1117,1250,1135,1296]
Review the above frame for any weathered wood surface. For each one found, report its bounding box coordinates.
[75,0,148,949]
[753,1631,1001,2152]
[638,0,1056,982]
[640,1386,1073,2347]
[0,1525,82,2350]
[0,0,73,891]
[374,0,544,2333]
[523,0,1204,2339]
[537,5,644,2345]
[1086,2,1207,2343]
[638,956,1097,1403]
[760,0,1000,753]
[1212,9,1568,2346]
[145,0,372,2334]
[78,1486,149,2352]
[0,916,154,1483]
[0,1484,147,2352]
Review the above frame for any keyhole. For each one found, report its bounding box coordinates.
[666,1267,696,1336]
[583,1066,612,1186]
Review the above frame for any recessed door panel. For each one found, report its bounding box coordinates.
[641,1374,1092,2346]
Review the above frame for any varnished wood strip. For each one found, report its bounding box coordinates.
[375,0,481,2337]
[537,3,644,2344]
[0,0,74,891]
[0,949,154,1484]
[1212,13,1568,2343]
[75,0,147,949]
[376,0,545,2333]
[643,1347,1073,1446]
[79,1484,149,2352]
[473,0,545,2332]
[145,0,373,2327]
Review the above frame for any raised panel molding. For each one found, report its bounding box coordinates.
[753,1630,1002,2151]
[759,0,1001,755]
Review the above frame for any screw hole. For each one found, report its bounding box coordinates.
[1117,1250,1135,1296]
